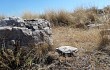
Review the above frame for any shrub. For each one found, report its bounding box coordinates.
[57,10,74,26]
[39,10,58,26]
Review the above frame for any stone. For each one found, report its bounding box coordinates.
[87,23,104,28]
[0,16,25,27]
[0,17,53,49]
[56,46,78,56]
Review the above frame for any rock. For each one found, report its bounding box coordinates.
[56,46,78,53]
[87,23,104,28]
[0,16,24,27]
[56,46,78,56]
[0,17,53,49]
[44,27,52,35]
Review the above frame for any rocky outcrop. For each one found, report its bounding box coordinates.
[0,17,52,49]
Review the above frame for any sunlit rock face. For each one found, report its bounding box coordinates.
[0,17,53,49]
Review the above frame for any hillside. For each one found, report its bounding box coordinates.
[1,6,110,70]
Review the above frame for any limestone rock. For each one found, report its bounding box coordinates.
[0,17,53,49]
[56,46,78,57]
[56,46,78,54]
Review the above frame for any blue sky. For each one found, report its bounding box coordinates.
[0,0,110,16]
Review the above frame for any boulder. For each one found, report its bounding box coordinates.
[0,17,24,27]
[0,17,53,49]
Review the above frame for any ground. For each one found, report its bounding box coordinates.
[52,27,101,55]
[48,27,110,70]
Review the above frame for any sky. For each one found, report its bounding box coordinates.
[0,0,110,16]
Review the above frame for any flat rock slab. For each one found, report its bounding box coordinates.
[56,46,78,54]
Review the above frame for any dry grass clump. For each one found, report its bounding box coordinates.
[71,7,99,28]
[56,10,73,26]
[39,11,58,26]
[0,15,5,19]
[40,10,74,26]
[0,42,52,70]
[22,11,38,20]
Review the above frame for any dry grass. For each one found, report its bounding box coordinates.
[56,10,73,26]
[0,15,5,19]
[0,42,51,70]
[39,11,58,26]
[22,11,38,20]
[40,10,74,26]
[51,27,110,70]
[0,6,106,28]
[52,27,102,55]
[71,7,99,28]
[39,7,100,28]
[98,29,110,54]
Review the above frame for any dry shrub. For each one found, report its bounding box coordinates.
[40,10,74,26]
[86,7,99,23]
[22,11,38,20]
[40,10,77,27]
[0,42,52,70]
[40,11,58,26]
[27,42,53,64]
[71,7,99,28]
[57,10,73,26]
[71,8,88,28]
